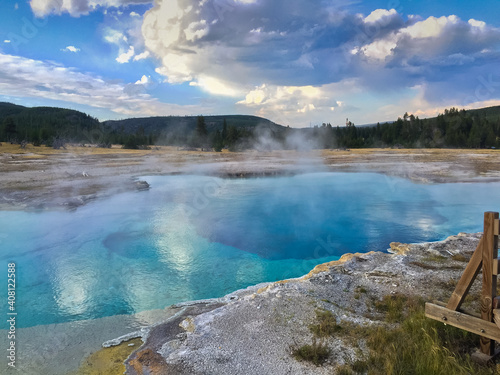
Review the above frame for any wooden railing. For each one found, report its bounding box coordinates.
[425,212,500,363]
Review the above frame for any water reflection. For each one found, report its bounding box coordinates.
[2,172,500,328]
[52,256,97,317]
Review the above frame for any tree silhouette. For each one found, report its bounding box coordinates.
[3,117,17,142]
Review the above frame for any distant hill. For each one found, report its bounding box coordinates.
[0,102,287,148]
[465,105,500,123]
[0,102,99,124]
[0,102,26,117]
[0,102,100,144]
[103,114,286,135]
[1,101,500,149]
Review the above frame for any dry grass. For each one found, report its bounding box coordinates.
[452,253,469,262]
[0,143,157,156]
[291,339,331,366]
[309,309,342,337]
[338,295,496,375]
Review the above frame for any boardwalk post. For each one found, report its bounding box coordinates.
[480,211,499,356]
[425,211,500,362]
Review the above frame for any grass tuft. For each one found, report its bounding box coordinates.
[291,339,330,366]
[451,253,469,262]
[309,309,342,337]
[374,294,420,323]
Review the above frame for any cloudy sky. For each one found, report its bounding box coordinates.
[0,0,499,127]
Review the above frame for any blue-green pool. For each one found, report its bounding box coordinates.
[1,172,498,328]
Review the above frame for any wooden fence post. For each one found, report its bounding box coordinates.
[480,211,499,355]
[425,211,500,362]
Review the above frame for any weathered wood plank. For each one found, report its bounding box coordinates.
[434,300,481,319]
[425,303,500,342]
[446,236,484,311]
[495,219,499,236]
[480,211,499,355]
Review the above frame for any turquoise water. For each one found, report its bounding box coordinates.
[1,172,500,328]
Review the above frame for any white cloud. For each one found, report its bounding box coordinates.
[237,83,348,125]
[239,85,267,105]
[404,15,457,39]
[191,76,241,96]
[30,0,153,17]
[185,20,209,41]
[104,28,127,45]
[135,75,151,85]
[4,40,11,44]
[469,19,486,29]
[358,14,500,62]
[239,84,325,108]
[116,46,135,63]
[298,103,315,113]
[364,9,397,25]
[0,52,200,117]
[133,51,150,61]
[359,37,397,61]
[103,28,143,64]
[61,46,81,53]
[130,11,140,17]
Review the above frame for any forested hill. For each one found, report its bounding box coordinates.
[0,102,285,148]
[104,114,284,134]
[323,106,500,149]
[0,102,100,145]
[1,101,500,150]
[103,115,285,146]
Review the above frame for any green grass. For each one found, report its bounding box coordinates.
[423,254,448,262]
[340,295,495,375]
[451,253,469,262]
[309,309,342,337]
[294,293,495,374]
[291,339,330,366]
[374,294,419,323]
[290,309,341,366]
[355,286,367,294]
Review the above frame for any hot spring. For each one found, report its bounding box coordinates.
[2,172,500,328]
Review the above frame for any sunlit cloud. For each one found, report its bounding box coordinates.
[135,75,151,85]
[190,76,241,97]
[116,45,135,63]
[133,50,150,61]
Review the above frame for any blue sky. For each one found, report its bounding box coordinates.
[0,0,499,127]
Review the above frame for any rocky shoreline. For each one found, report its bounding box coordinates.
[84,232,483,375]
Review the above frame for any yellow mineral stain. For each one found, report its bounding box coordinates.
[71,337,143,375]
[302,252,376,279]
[256,252,376,294]
[388,242,412,255]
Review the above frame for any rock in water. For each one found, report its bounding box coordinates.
[135,180,150,191]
